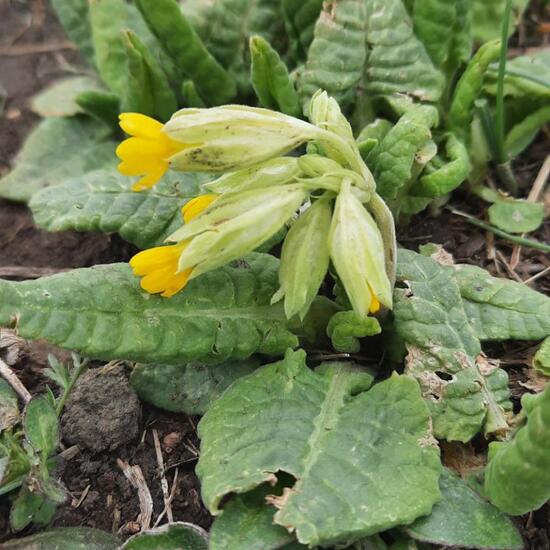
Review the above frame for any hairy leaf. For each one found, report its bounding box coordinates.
[395,249,512,441]
[488,199,544,234]
[50,0,95,66]
[135,0,237,105]
[23,396,59,456]
[0,256,298,364]
[31,76,103,118]
[447,40,500,138]
[363,0,445,102]
[326,311,381,353]
[368,105,439,204]
[123,523,208,550]
[453,263,550,341]
[1,527,120,549]
[405,468,523,549]
[130,358,260,414]
[0,117,117,203]
[30,170,203,249]
[485,385,550,515]
[121,31,177,122]
[209,484,304,550]
[297,0,367,110]
[533,337,550,377]
[10,489,56,532]
[250,36,301,117]
[197,350,441,546]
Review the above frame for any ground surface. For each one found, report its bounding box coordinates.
[0,0,548,548]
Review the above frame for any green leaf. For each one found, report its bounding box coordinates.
[412,0,472,79]
[0,117,117,203]
[368,105,439,204]
[197,349,441,546]
[23,396,59,455]
[135,0,236,105]
[0,380,19,433]
[250,36,301,117]
[488,199,545,234]
[0,255,298,364]
[75,90,120,129]
[282,0,323,61]
[533,337,550,377]
[29,169,203,250]
[505,105,550,156]
[363,0,445,102]
[326,311,381,353]
[121,30,177,122]
[31,76,103,118]
[357,118,393,159]
[297,0,367,110]
[409,133,470,198]
[447,40,501,139]
[181,0,286,95]
[485,385,550,516]
[1,527,120,549]
[395,249,512,442]
[405,468,523,549]
[130,358,260,415]
[50,0,95,66]
[452,263,550,341]
[10,488,56,532]
[122,522,208,550]
[472,0,530,43]
[209,484,305,550]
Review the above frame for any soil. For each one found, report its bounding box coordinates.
[0,0,548,548]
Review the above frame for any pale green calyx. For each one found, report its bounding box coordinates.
[272,197,332,320]
[329,181,393,318]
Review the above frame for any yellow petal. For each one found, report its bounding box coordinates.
[140,266,177,294]
[181,194,219,223]
[116,137,170,164]
[160,268,193,297]
[132,164,168,191]
[119,113,163,139]
[368,288,381,314]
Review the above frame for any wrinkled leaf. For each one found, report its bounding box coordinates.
[30,169,203,250]
[50,0,95,66]
[0,117,117,203]
[130,358,260,414]
[533,337,550,377]
[453,263,550,341]
[298,0,367,110]
[488,199,544,234]
[405,468,523,549]
[122,522,208,550]
[31,76,103,118]
[2,527,120,549]
[326,311,381,353]
[209,484,304,550]
[395,249,512,442]
[282,0,323,61]
[23,396,59,455]
[485,385,550,516]
[250,35,301,117]
[363,0,445,102]
[136,0,236,105]
[197,349,441,546]
[0,255,298,364]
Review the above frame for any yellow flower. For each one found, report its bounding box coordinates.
[130,242,191,298]
[181,194,218,223]
[129,191,217,297]
[116,113,188,191]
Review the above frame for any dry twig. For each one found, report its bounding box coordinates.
[0,357,31,403]
[117,459,153,531]
[153,429,173,524]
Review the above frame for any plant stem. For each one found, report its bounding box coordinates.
[56,357,88,417]
[449,208,550,252]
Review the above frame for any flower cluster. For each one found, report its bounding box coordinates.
[117,91,396,319]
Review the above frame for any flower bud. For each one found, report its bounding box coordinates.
[329,181,392,318]
[164,105,319,172]
[272,197,332,320]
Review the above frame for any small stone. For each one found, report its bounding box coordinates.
[61,366,141,453]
